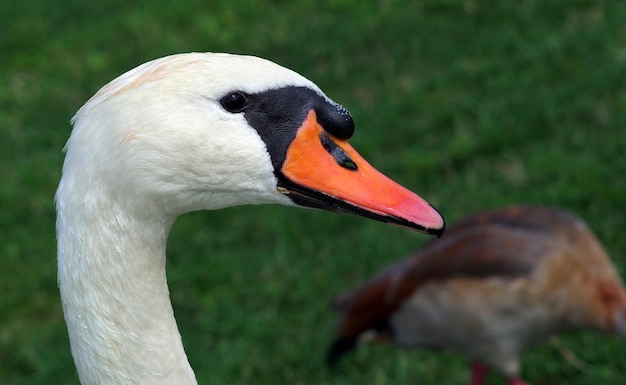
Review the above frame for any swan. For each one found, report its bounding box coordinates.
[55,52,445,385]
[328,205,626,385]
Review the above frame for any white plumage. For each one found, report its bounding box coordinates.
[56,52,444,384]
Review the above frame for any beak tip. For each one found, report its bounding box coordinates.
[427,203,446,238]
[431,222,446,238]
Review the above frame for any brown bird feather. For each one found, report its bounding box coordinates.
[328,205,626,384]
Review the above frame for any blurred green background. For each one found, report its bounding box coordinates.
[2,1,626,384]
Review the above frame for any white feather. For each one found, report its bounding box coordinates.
[56,53,325,385]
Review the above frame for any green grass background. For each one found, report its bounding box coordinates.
[2,1,626,384]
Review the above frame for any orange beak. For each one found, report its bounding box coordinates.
[277,110,445,236]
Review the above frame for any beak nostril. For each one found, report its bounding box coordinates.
[340,159,357,170]
[319,133,358,171]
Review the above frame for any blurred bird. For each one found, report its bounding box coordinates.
[327,205,626,385]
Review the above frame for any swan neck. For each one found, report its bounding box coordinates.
[57,189,197,385]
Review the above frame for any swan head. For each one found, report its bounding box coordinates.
[61,53,444,234]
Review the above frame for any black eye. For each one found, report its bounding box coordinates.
[220,92,249,113]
